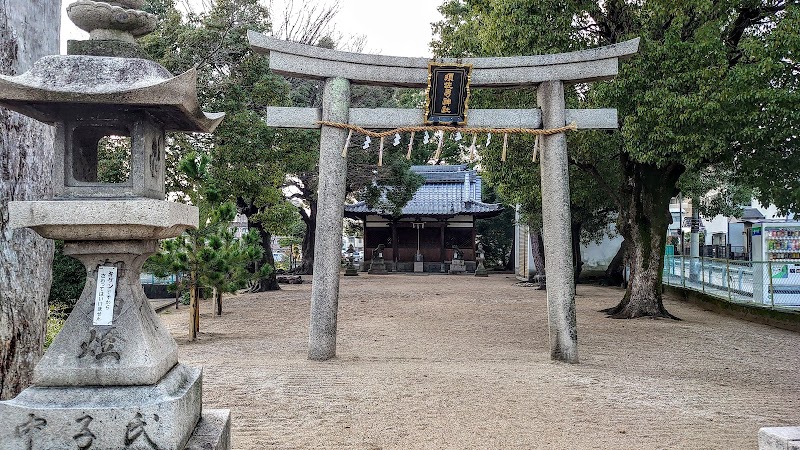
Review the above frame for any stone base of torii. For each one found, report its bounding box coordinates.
[249,31,640,363]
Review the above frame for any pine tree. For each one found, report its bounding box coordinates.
[147,153,269,340]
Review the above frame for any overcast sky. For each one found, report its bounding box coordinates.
[60,0,443,57]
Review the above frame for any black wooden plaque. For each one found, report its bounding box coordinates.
[425,63,472,125]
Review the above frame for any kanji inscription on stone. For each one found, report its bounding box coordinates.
[93,266,118,326]
[425,63,472,125]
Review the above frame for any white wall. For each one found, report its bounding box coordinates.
[752,200,789,220]
[581,231,623,275]
[703,215,730,245]
[729,223,745,247]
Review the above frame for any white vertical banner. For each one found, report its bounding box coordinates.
[93,266,118,326]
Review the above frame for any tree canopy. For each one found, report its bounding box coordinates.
[433,0,800,317]
[142,0,426,280]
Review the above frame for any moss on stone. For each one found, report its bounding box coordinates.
[67,39,150,59]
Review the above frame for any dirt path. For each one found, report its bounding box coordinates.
[158,274,800,449]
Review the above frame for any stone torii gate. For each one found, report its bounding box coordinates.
[249,31,639,363]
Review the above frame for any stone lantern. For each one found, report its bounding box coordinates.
[344,244,359,276]
[0,1,229,448]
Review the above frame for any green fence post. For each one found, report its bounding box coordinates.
[682,256,686,288]
[768,260,774,309]
[726,258,732,302]
[701,255,705,293]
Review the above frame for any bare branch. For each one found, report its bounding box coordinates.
[269,0,340,45]
[569,156,622,206]
[725,2,788,67]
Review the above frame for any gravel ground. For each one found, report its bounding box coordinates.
[158,273,800,449]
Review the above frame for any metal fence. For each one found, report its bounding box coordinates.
[139,273,177,285]
[662,255,800,310]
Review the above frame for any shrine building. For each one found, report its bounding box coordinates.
[344,165,503,273]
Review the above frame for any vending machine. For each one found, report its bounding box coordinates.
[751,221,800,306]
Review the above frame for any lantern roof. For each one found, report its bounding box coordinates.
[0,55,224,133]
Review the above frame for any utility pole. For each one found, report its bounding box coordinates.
[690,199,701,282]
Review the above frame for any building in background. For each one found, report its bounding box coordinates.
[345,165,503,273]
[231,213,295,266]
[684,198,792,260]
[342,234,364,263]
[514,214,623,282]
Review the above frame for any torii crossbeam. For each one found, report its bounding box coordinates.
[249,31,639,363]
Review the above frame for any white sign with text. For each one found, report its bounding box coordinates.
[93,266,118,326]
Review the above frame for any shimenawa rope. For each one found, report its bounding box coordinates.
[327,121,578,162]
[318,121,577,138]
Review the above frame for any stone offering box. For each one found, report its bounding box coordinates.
[449,259,467,274]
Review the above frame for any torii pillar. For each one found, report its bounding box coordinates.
[309,77,350,360]
[249,31,639,363]
[538,80,576,361]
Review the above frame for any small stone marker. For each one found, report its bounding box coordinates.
[474,243,488,277]
[758,427,800,450]
[93,266,118,326]
[449,245,466,274]
[368,244,389,275]
[414,251,424,273]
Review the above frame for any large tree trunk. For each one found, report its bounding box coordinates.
[530,229,546,289]
[604,239,627,287]
[248,218,279,291]
[0,1,59,400]
[296,201,316,275]
[571,221,583,284]
[213,287,222,316]
[603,159,684,319]
[238,198,280,291]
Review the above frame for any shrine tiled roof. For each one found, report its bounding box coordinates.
[344,165,503,218]
[740,207,766,220]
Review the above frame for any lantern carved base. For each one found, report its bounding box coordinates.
[33,239,178,387]
[0,364,210,449]
[0,202,230,449]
